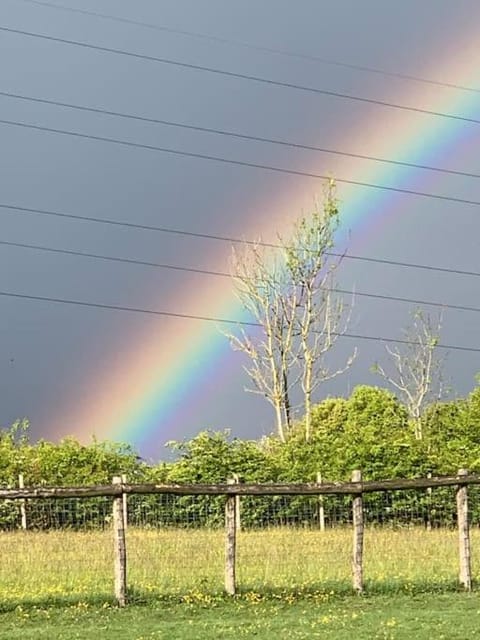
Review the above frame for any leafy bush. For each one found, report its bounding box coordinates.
[3,382,480,529]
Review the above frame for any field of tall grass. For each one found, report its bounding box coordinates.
[0,526,478,607]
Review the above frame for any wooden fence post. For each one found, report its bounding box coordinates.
[426,472,432,531]
[18,473,27,530]
[316,472,325,531]
[121,473,128,530]
[232,473,241,531]
[352,470,364,593]
[456,468,472,591]
[225,478,237,595]
[112,476,127,606]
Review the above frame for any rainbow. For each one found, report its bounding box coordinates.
[49,28,479,453]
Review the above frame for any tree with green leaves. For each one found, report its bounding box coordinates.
[225,180,355,442]
[283,181,356,441]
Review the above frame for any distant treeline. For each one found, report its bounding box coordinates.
[2,384,480,529]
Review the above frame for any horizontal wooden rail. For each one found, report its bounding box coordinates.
[1,473,480,500]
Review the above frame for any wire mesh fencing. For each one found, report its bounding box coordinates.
[0,495,114,607]
[0,470,478,607]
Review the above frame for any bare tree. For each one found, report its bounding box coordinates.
[224,180,356,442]
[225,241,297,442]
[372,308,445,439]
[283,181,356,441]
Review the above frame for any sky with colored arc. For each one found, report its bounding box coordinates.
[1,0,479,458]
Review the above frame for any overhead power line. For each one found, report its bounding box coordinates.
[0,289,257,326]
[0,288,478,353]
[0,239,229,279]
[2,90,478,180]
[17,0,480,94]
[1,26,479,126]
[3,237,480,315]
[2,202,480,279]
[2,117,480,208]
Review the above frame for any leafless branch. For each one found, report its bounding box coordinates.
[372,308,445,439]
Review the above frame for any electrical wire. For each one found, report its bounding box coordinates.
[2,90,478,180]
[2,118,480,208]
[2,238,480,315]
[16,0,480,94]
[2,202,480,279]
[0,288,478,352]
[1,25,480,125]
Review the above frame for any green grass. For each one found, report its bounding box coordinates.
[1,526,478,606]
[1,527,479,638]
[1,593,480,639]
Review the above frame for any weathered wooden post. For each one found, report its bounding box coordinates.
[121,473,128,530]
[456,468,472,591]
[232,473,241,532]
[18,473,27,530]
[112,476,127,606]
[426,472,433,531]
[316,472,325,532]
[225,478,237,595]
[352,470,364,593]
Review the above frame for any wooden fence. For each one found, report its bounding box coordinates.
[0,469,478,605]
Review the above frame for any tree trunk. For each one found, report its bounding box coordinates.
[413,416,422,440]
[275,401,285,443]
[304,355,313,442]
[282,369,292,432]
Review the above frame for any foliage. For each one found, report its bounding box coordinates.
[0,424,147,529]
[271,386,410,482]
[3,379,480,529]
[159,431,282,527]
[166,430,279,484]
[0,423,144,489]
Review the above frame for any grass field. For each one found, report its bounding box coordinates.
[1,527,479,638]
[1,593,480,639]
[1,526,478,606]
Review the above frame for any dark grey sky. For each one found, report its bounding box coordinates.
[1,0,479,459]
